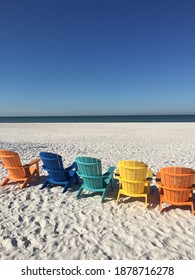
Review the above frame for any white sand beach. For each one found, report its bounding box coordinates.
[0,122,195,260]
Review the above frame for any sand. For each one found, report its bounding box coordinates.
[0,122,195,260]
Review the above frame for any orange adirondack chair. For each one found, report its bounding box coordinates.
[0,150,40,189]
[156,167,195,215]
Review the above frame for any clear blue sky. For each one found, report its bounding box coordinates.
[0,0,195,116]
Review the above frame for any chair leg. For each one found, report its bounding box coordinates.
[191,202,194,215]
[29,167,39,179]
[35,169,40,178]
[144,194,148,207]
[160,196,163,212]
[101,188,107,203]
[145,183,150,195]
[76,186,83,199]
[62,182,69,193]
[35,163,40,178]
[110,179,114,192]
[40,180,49,190]
[75,173,79,185]
[116,191,121,204]
[1,177,10,186]
[20,178,31,189]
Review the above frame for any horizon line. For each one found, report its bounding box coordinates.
[0,114,195,118]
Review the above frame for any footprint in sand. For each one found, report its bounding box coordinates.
[54,222,59,234]
[29,216,35,222]
[26,193,31,201]
[22,237,31,248]
[18,215,23,222]
[8,202,13,209]
[34,227,41,234]
[11,238,18,247]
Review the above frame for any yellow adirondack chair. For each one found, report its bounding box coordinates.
[115,160,152,206]
[0,149,40,189]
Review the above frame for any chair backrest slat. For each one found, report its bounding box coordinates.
[160,166,194,202]
[118,160,148,194]
[76,157,103,189]
[39,152,68,182]
[0,149,26,178]
[39,152,64,170]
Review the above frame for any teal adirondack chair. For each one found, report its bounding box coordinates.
[75,156,115,203]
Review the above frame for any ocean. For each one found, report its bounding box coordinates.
[0,115,195,123]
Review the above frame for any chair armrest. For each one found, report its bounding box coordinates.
[64,161,77,172]
[76,170,82,177]
[103,167,116,185]
[103,166,116,177]
[103,173,113,185]
[147,169,153,178]
[23,158,40,169]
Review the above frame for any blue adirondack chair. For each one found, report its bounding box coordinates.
[39,152,78,193]
[75,156,115,203]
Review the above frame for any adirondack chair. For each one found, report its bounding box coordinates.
[156,166,195,215]
[115,160,151,206]
[0,149,40,189]
[39,152,78,193]
[75,156,115,203]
